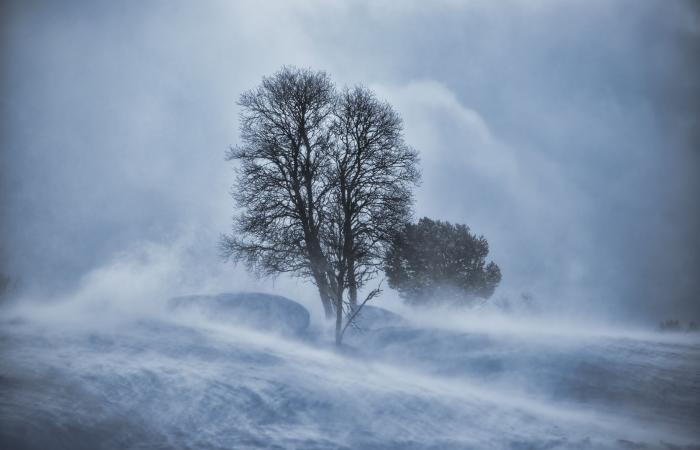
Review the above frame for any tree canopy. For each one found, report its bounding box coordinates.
[384,217,501,306]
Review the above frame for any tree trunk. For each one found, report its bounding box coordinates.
[306,238,335,319]
[348,258,358,310]
[330,282,346,345]
[335,297,343,345]
[316,282,334,319]
[310,267,334,319]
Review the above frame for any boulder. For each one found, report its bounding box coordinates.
[169,292,310,336]
[349,305,405,331]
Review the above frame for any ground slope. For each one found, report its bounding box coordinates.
[1,294,698,449]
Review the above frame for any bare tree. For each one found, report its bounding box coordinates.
[221,67,338,317]
[222,67,420,345]
[326,86,419,341]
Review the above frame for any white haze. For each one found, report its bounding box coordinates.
[2,250,698,448]
[1,0,699,320]
[1,1,699,449]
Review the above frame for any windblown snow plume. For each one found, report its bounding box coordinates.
[1,254,698,449]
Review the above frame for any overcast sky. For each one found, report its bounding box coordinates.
[1,0,698,321]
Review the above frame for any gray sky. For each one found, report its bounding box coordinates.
[1,0,698,321]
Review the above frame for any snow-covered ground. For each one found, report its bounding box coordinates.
[1,293,698,449]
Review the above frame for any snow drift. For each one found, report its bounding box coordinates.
[1,292,698,449]
[168,292,311,336]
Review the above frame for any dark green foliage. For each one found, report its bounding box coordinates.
[384,217,501,306]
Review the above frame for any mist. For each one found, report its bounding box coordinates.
[1,1,699,449]
[2,250,699,448]
[1,0,698,320]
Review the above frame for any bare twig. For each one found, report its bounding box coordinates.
[338,279,384,341]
